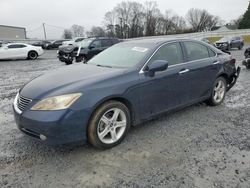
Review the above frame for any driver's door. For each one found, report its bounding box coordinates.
[139,42,191,119]
[88,40,102,59]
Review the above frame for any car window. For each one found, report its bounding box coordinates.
[208,48,216,57]
[184,41,210,61]
[8,44,26,49]
[91,40,101,48]
[101,39,112,47]
[148,42,183,66]
[112,39,119,44]
[75,38,84,42]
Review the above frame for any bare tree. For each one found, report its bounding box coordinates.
[104,11,116,37]
[71,25,85,37]
[230,15,243,29]
[144,1,161,36]
[186,8,220,32]
[62,29,73,39]
[86,26,106,37]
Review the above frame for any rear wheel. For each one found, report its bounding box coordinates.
[238,44,243,50]
[207,77,227,106]
[88,101,130,149]
[28,51,38,60]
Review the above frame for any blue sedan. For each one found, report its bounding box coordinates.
[13,38,240,149]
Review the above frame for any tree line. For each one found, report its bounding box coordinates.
[63,1,250,39]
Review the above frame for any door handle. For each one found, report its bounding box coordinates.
[179,69,190,74]
[213,61,220,65]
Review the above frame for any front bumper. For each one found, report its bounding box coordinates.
[214,43,229,50]
[13,105,90,145]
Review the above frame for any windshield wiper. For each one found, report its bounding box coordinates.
[96,64,112,68]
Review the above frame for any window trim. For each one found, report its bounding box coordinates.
[139,40,218,74]
[139,41,184,73]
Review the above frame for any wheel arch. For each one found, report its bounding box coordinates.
[27,50,38,58]
[89,96,136,127]
[217,73,232,85]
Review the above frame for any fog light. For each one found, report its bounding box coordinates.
[40,134,47,141]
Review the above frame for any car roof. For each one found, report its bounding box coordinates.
[87,37,119,40]
[6,43,29,45]
[122,37,194,46]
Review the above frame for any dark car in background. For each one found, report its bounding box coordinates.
[13,38,240,149]
[0,41,10,47]
[242,46,250,69]
[31,41,51,49]
[214,36,244,51]
[45,40,69,50]
[57,37,120,64]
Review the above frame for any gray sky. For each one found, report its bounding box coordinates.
[0,0,248,39]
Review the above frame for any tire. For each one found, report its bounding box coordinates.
[65,60,73,65]
[238,44,243,50]
[28,51,38,60]
[88,101,131,149]
[206,77,227,106]
[75,56,83,63]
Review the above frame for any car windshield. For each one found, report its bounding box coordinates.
[78,39,94,48]
[87,42,151,68]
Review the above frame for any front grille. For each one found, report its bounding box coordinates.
[17,95,32,112]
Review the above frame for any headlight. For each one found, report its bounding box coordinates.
[223,43,228,46]
[31,93,82,111]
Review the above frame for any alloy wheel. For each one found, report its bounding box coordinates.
[213,80,226,103]
[97,108,127,144]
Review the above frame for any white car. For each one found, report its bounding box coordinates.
[62,37,85,46]
[0,43,44,60]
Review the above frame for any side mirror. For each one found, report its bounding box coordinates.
[89,45,95,49]
[147,60,168,77]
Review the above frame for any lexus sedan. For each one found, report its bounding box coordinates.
[0,43,44,60]
[13,38,240,149]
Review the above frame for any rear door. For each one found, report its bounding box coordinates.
[182,41,219,101]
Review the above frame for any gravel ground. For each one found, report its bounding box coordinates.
[0,47,250,188]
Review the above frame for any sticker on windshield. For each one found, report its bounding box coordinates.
[132,47,148,53]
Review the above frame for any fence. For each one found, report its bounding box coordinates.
[1,29,250,43]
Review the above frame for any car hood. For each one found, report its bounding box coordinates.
[20,64,124,99]
[215,40,229,43]
[58,45,77,53]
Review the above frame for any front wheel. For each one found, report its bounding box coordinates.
[206,77,227,106]
[28,51,38,60]
[88,101,130,149]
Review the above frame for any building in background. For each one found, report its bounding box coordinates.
[0,25,26,40]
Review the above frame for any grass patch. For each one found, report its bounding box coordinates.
[207,37,222,43]
[243,35,250,43]
[207,35,250,43]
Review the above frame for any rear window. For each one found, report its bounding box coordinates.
[184,41,210,61]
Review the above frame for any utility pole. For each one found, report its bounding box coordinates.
[42,23,47,40]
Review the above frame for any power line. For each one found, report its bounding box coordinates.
[26,24,43,33]
[44,23,66,30]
